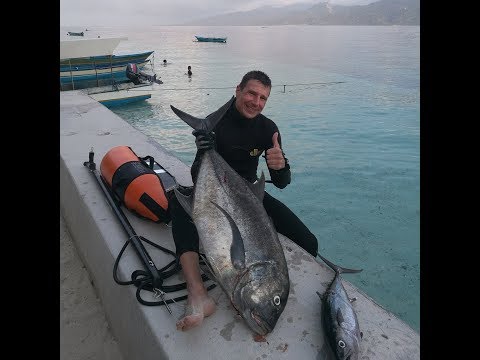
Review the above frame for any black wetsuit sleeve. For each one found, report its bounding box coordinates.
[268,160,291,189]
[266,129,291,189]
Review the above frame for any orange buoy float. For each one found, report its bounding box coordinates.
[100,146,171,223]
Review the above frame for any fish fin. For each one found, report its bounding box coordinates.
[169,105,206,131]
[247,172,266,201]
[360,331,363,339]
[173,187,194,217]
[204,96,235,131]
[317,252,362,274]
[210,200,246,270]
[349,297,357,303]
[336,309,345,326]
[199,253,218,282]
[170,96,234,133]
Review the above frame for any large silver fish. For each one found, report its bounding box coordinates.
[317,253,363,360]
[170,97,290,336]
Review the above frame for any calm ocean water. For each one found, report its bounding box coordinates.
[82,25,420,333]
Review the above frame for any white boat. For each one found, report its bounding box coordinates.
[60,33,161,107]
[60,36,155,91]
[60,36,127,59]
[82,82,153,108]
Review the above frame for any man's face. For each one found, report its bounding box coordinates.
[235,80,271,119]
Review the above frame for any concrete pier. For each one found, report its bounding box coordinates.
[60,211,124,360]
[60,90,420,360]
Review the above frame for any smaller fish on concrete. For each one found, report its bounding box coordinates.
[317,253,363,360]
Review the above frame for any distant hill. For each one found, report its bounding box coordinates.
[181,0,419,26]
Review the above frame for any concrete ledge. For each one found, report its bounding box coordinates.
[60,91,420,360]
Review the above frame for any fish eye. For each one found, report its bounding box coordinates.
[273,295,280,306]
[338,340,346,348]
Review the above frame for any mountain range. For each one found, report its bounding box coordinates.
[181,0,420,26]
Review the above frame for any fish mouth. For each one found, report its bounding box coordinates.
[231,300,271,335]
[233,262,275,335]
[250,310,272,335]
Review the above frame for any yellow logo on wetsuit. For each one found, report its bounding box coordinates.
[249,148,263,157]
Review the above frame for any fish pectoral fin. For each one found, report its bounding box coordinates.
[210,200,246,270]
[336,309,345,326]
[230,240,246,270]
[349,296,357,303]
[247,172,265,201]
[173,186,194,217]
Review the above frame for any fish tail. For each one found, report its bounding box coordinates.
[317,252,362,275]
[170,96,235,133]
[169,105,206,131]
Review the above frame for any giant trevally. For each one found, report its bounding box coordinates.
[170,97,290,336]
[316,253,363,360]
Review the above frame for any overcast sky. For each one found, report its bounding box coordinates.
[60,0,376,26]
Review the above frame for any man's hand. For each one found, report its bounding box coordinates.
[193,129,215,152]
[265,132,285,170]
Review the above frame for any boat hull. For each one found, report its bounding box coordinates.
[60,52,153,90]
[60,36,156,107]
[81,83,153,108]
[195,36,227,43]
[95,94,151,108]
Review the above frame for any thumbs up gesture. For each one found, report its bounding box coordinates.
[265,132,285,170]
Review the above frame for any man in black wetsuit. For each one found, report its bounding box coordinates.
[170,70,318,331]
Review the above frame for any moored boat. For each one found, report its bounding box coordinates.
[60,53,153,90]
[60,34,162,107]
[82,82,153,108]
[60,37,155,91]
[195,35,227,43]
[67,31,84,36]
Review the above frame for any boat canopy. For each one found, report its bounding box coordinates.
[60,37,128,60]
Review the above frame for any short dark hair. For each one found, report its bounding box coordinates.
[239,70,271,90]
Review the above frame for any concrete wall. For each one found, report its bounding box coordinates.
[60,91,420,360]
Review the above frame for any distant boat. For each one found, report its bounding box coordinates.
[67,31,84,37]
[195,36,227,43]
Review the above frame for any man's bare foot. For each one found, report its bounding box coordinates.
[176,294,216,331]
[176,251,216,331]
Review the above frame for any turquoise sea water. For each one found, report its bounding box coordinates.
[80,25,420,333]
